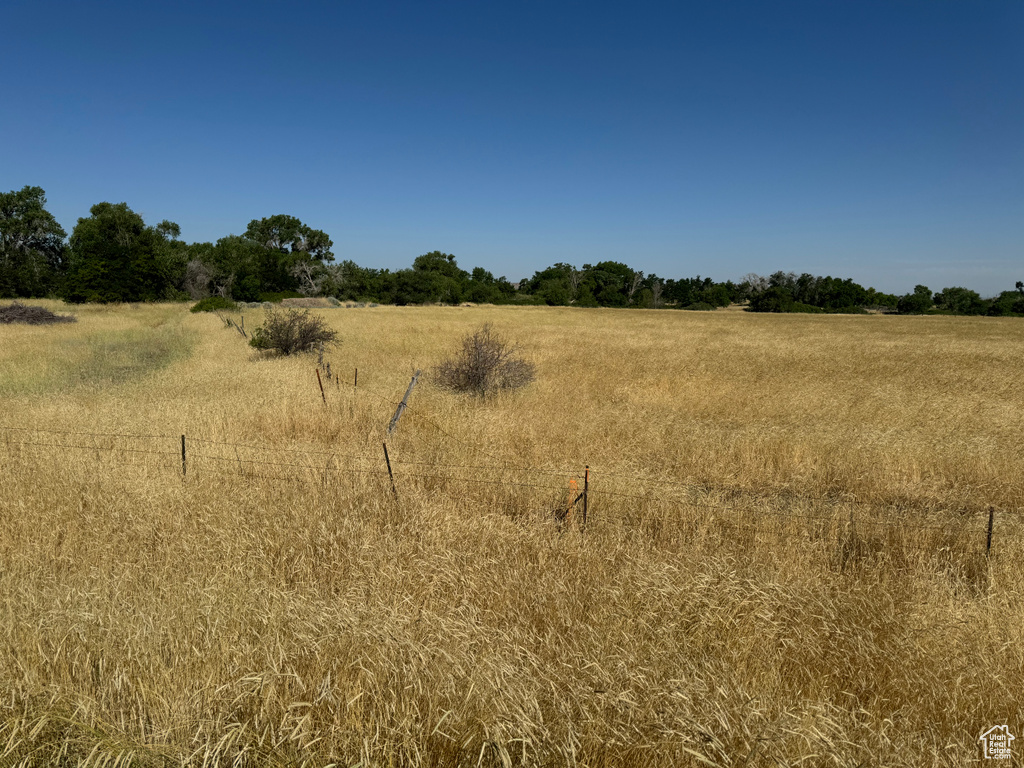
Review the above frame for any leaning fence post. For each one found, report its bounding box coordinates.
[181,434,186,478]
[383,442,399,504]
[387,370,420,435]
[986,507,995,557]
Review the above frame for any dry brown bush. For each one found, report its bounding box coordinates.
[248,307,338,355]
[435,323,535,396]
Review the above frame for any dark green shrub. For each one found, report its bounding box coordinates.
[249,308,338,355]
[682,302,715,311]
[190,296,237,313]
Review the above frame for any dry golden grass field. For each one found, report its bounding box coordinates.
[0,301,1022,767]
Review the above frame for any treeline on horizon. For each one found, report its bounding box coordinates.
[2,186,1022,317]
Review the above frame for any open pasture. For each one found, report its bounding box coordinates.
[0,302,1022,766]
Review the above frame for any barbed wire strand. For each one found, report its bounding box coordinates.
[3,439,180,457]
[0,424,175,440]
[3,428,1018,535]
[7,417,1010,522]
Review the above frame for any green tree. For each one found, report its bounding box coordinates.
[700,283,731,308]
[748,286,795,313]
[864,287,899,309]
[575,285,599,307]
[663,276,717,307]
[465,267,513,304]
[897,285,933,314]
[524,263,578,302]
[151,221,196,299]
[0,186,67,297]
[62,202,168,303]
[986,290,1024,316]
[244,214,335,295]
[934,286,986,315]
[537,279,570,306]
[392,251,468,304]
[989,281,1024,316]
[204,235,271,301]
[244,214,332,260]
[155,220,181,240]
[323,259,398,302]
[581,261,634,307]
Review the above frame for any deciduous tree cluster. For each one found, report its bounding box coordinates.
[1,185,1021,316]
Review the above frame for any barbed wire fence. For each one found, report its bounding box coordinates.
[1,415,1014,571]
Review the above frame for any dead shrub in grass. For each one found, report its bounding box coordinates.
[249,307,338,356]
[436,323,535,396]
[0,301,76,325]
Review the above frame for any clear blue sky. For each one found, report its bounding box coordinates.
[3,0,1021,295]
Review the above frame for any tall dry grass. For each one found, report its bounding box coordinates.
[0,301,1021,766]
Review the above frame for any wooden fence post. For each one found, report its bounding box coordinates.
[387,370,420,434]
[383,442,399,503]
[181,434,186,478]
[316,369,326,404]
[583,465,589,528]
[987,507,995,557]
